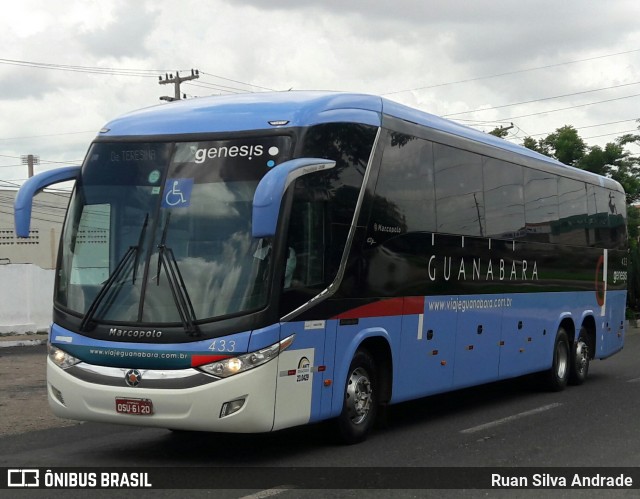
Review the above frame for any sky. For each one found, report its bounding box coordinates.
[1,0,640,188]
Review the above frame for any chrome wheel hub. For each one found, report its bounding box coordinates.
[575,340,589,374]
[345,367,372,425]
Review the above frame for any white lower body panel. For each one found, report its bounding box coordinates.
[47,358,278,433]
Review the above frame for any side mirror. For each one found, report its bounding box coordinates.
[252,158,335,238]
[14,166,81,237]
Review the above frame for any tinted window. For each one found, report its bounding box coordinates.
[483,158,525,239]
[557,177,587,246]
[434,143,485,236]
[280,123,377,315]
[608,190,627,249]
[587,184,627,248]
[368,132,435,244]
[524,168,558,243]
[297,123,378,279]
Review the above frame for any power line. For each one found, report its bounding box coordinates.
[0,58,275,95]
[523,118,640,138]
[0,58,174,77]
[492,92,640,122]
[185,81,244,95]
[382,47,640,95]
[443,80,640,117]
[583,129,640,140]
[199,71,276,92]
[0,130,96,141]
[0,153,81,165]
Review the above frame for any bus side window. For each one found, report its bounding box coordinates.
[557,177,588,246]
[483,158,525,239]
[524,169,559,244]
[434,143,485,237]
[587,185,627,249]
[279,195,327,316]
[284,199,325,289]
[367,131,436,244]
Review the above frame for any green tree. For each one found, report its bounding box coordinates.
[488,124,513,138]
[540,125,587,166]
[524,125,640,203]
[488,127,507,138]
[522,136,543,153]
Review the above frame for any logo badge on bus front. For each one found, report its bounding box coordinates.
[125,369,142,387]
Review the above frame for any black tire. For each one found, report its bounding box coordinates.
[569,327,590,385]
[543,327,570,392]
[337,349,378,444]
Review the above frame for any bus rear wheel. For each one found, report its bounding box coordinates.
[569,328,590,385]
[337,349,378,444]
[543,327,570,391]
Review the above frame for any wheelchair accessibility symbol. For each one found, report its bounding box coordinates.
[162,178,193,208]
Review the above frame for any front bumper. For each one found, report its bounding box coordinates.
[47,357,278,433]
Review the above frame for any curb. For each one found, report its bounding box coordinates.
[0,334,48,349]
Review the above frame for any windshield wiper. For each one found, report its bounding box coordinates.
[79,245,137,332]
[79,213,149,332]
[156,213,200,337]
[132,213,149,284]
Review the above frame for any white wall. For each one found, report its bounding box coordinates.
[0,264,54,335]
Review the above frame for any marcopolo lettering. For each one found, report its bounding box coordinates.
[109,328,163,339]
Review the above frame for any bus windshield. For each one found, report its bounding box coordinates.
[56,136,292,326]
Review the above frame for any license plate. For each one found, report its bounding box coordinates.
[115,397,153,416]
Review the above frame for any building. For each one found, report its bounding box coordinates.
[0,189,70,269]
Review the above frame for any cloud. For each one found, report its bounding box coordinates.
[1,0,639,181]
[79,2,160,59]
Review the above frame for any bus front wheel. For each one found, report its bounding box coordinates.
[543,327,570,391]
[337,349,378,444]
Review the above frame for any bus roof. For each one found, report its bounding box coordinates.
[99,91,620,191]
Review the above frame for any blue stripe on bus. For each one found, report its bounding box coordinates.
[49,323,253,369]
[322,290,625,413]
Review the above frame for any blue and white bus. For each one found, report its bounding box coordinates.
[15,92,627,443]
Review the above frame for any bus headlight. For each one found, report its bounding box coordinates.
[199,334,295,378]
[48,344,81,369]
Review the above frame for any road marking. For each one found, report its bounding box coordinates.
[627,377,640,383]
[239,486,294,499]
[460,403,562,434]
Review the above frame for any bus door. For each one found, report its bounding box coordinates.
[273,320,330,430]
[273,195,333,430]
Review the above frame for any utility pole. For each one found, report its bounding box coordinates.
[21,154,39,178]
[490,123,514,138]
[159,69,200,102]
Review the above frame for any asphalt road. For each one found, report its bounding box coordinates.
[1,332,639,497]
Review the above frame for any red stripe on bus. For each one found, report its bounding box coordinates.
[334,297,424,319]
[404,296,425,315]
[191,354,232,367]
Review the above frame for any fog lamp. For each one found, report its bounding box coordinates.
[220,397,246,418]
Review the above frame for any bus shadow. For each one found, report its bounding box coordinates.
[381,369,612,434]
[94,371,611,465]
[381,375,541,431]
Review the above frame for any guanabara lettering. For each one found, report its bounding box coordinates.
[427,255,539,282]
